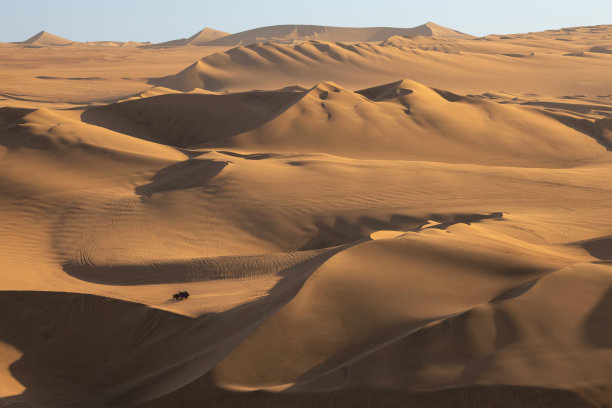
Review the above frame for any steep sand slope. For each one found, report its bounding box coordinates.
[2,24,612,408]
[203,22,472,46]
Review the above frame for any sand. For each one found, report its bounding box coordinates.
[1,23,612,408]
[201,22,473,47]
[152,28,231,48]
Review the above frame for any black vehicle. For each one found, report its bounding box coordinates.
[173,290,190,300]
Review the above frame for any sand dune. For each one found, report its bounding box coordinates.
[202,22,473,46]
[152,27,230,48]
[10,31,151,48]
[161,27,612,95]
[79,80,607,166]
[2,24,610,105]
[15,31,74,46]
[1,23,612,408]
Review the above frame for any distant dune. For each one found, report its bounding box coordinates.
[200,22,473,46]
[14,31,73,46]
[8,31,152,48]
[160,26,612,95]
[152,27,230,47]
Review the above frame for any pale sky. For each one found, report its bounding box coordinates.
[1,0,610,43]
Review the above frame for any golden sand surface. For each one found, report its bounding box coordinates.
[1,24,612,407]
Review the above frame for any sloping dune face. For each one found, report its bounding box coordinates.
[1,24,612,408]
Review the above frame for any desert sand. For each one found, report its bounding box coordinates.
[1,22,612,407]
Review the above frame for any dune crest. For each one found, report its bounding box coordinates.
[16,31,73,46]
[81,78,605,166]
[159,25,612,96]
[202,22,473,47]
[152,27,230,47]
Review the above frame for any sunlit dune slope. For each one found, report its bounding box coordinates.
[81,80,607,166]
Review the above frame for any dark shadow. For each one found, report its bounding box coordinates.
[0,291,199,407]
[538,111,612,151]
[145,74,173,87]
[522,101,612,114]
[433,88,466,102]
[36,76,104,81]
[0,107,36,130]
[594,118,612,150]
[241,43,287,65]
[490,279,540,303]
[286,161,306,166]
[299,218,367,251]
[134,372,600,408]
[589,46,612,54]
[0,108,52,151]
[311,42,344,63]
[576,235,612,260]
[217,151,274,160]
[502,53,531,58]
[357,216,398,231]
[583,286,612,347]
[80,91,301,148]
[426,212,504,230]
[134,157,228,196]
[356,81,414,102]
[389,214,425,225]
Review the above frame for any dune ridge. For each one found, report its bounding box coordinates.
[152,27,231,48]
[200,22,473,47]
[159,26,612,96]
